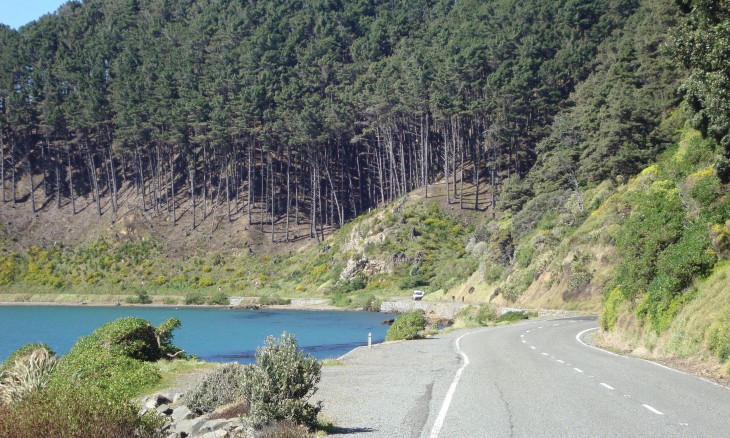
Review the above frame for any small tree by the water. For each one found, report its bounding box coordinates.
[386,311,427,341]
[241,333,322,430]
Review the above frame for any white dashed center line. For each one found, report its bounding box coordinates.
[557,359,564,364]
[600,383,614,390]
[574,367,583,373]
[642,404,664,415]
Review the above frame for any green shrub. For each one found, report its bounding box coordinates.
[611,180,686,300]
[502,268,536,301]
[707,314,730,362]
[240,334,322,430]
[643,221,716,332]
[398,273,429,290]
[51,317,182,399]
[600,288,624,331]
[495,311,529,323]
[207,291,230,305]
[185,292,206,305]
[259,295,292,306]
[125,289,153,304]
[183,363,247,415]
[386,311,426,341]
[0,347,58,406]
[0,384,155,438]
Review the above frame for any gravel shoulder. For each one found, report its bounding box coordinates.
[314,329,468,437]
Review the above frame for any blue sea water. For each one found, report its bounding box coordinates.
[0,306,392,363]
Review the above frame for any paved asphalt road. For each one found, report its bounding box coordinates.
[316,317,730,437]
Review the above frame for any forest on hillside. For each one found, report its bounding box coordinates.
[0,0,702,242]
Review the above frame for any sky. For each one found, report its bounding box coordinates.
[1,0,68,29]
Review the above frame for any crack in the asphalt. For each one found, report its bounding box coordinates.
[495,381,515,438]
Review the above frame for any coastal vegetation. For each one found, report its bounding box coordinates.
[385,310,428,341]
[0,0,729,381]
[0,318,325,436]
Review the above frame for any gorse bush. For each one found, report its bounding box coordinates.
[184,363,247,415]
[240,333,322,430]
[386,311,426,341]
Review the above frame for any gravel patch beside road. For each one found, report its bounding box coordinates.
[314,330,467,437]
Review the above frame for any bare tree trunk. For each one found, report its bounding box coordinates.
[170,148,176,225]
[310,156,316,240]
[459,140,464,210]
[26,142,36,213]
[226,154,231,222]
[42,138,49,199]
[269,154,274,243]
[202,143,208,220]
[0,128,5,203]
[11,139,16,205]
[54,143,61,208]
[285,145,290,241]
[86,146,102,216]
[135,145,146,211]
[247,143,252,225]
[67,144,75,214]
[444,124,450,205]
[189,157,196,231]
[106,146,118,213]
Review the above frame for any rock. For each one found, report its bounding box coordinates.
[197,430,229,438]
[144,397,158,410]
[175,416,207,437]
[171,405,194,424]
[199,419,233,433]
[173,393,185,403]
[340,257,368,281]
[157,404,173,415]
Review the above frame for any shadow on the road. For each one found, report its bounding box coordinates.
[326,426,376,434]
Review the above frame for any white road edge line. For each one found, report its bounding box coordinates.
[429,330,473,438]
[642,404,664,415]
[600,383,614,390]
[576,327,730,390]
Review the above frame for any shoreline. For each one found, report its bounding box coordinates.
[0,299,363,313]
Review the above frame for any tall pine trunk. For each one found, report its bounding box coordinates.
[26,141,36,213]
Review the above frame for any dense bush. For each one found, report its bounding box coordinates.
[512,191,569,239]
[207,291,230,305]
[126,289,153,304]
[495,311,529,323]
[240,333,322,430]
[51,317,182,399]
[185,293,206,305]
[707,314,730,362]
[398,274,429,290]
[386,311,426,341]
[0,384,157,438]
[611,179,686,301]
[184,363,247,415]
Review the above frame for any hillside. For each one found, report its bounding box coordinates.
[1,0,730,381]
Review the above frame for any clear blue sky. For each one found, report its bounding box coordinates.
[1,0,69,29]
